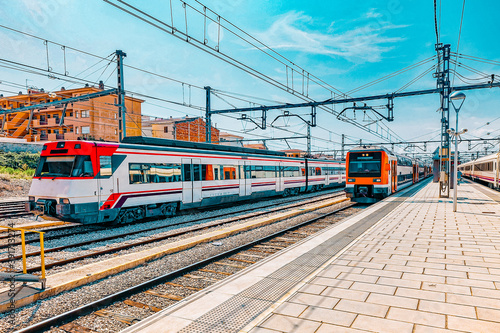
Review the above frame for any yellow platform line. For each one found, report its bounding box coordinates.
[0,197,348,312]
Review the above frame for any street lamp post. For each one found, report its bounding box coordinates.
[449,91,467,212]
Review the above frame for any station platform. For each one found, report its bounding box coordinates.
[122,179,500,333]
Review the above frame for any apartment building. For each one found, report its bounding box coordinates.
[142,116,220,143]
[0,86,143,142]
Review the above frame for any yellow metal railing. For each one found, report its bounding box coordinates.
[0,226,45,281]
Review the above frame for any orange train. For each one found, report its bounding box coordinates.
[344,146,430,203]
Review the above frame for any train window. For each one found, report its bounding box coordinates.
[35,155,93,178]
[202,164,214,181]
[183,164,192,181]
[100,156,112,177]
[193,164,201,181]
[129,163,148,184]
[222,165,238,179]
[283,166,300,177]
[244,165,251,179]
[348,152,382,177]
[149,164,181,183]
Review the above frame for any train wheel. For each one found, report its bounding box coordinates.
[160,203,177,217]
[282,188,290,197]
[115,209,134,224]
[132,207,146,220]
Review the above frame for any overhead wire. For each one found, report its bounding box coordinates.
[452,0,466,87]
[105,0,407,144]
[346,56,437,95]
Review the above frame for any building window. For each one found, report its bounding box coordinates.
[81,110,90,118]
[75,111,79,118]
[75,127,79,134]
[82,126,90,134]
[164,126,168,133]
[114,113,117,119]
[114,129,118,135]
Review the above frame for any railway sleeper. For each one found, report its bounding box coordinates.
[123,299,162,313]
[94,309,141,325]
[198,268,233,276]
[144,290,183,301]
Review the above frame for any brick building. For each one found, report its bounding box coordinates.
[244,143,267,150]
[142,116,220,143]
[280,149,306,157]
[219,132,244,147]
[0,86,143,142]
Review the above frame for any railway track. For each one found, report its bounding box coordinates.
[0,188,344,247]
[0,192,348,273]
[0,200,30,220]
[16,203,359,333]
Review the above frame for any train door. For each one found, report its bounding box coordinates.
[97,154,114,209]
[239,162,246,197]
[276,162,284,192]
[182,158,202,204]
[325,164,330,186]
[496,154,500,188]
[244,161,252,196]
[412,164,417,183]
[391,160,397,193]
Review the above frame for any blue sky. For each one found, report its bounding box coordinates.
[1,0,499,158]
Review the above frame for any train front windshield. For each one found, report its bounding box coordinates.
[35,155,94,177]
[348,152,382,177]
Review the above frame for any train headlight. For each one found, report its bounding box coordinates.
[373,179,381,182]
[59,198,70,204]
[348,178,355,182]
[29,196,35,202]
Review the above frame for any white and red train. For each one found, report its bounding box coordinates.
[344,146,430,203]
[458,152,500,189]
[27,137,345,224]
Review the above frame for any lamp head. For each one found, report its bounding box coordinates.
[450,91,466,101]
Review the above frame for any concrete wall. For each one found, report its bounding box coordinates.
[0,140,43,153]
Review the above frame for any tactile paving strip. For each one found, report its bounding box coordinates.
[179,181,429,332]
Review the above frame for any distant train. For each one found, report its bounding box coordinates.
[26,137,346,224]
[458,152,500,189]
[344,146,430,203]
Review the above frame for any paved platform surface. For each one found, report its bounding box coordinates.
[122,179,500,333]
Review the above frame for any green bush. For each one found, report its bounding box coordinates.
[0,151,40,170]
[0,166,35,179]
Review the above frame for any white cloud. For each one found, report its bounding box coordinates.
[365,8,383,19]
[255,11,407,63]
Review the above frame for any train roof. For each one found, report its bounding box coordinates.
[348,145,418,162]
[348,145,393,154]
[122,136,287,157]
[460,152,499,166]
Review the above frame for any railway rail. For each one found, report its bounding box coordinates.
[0,201,30,220]
[0,188,343,248]
[16,203,358,333]
[0,191,347,274]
